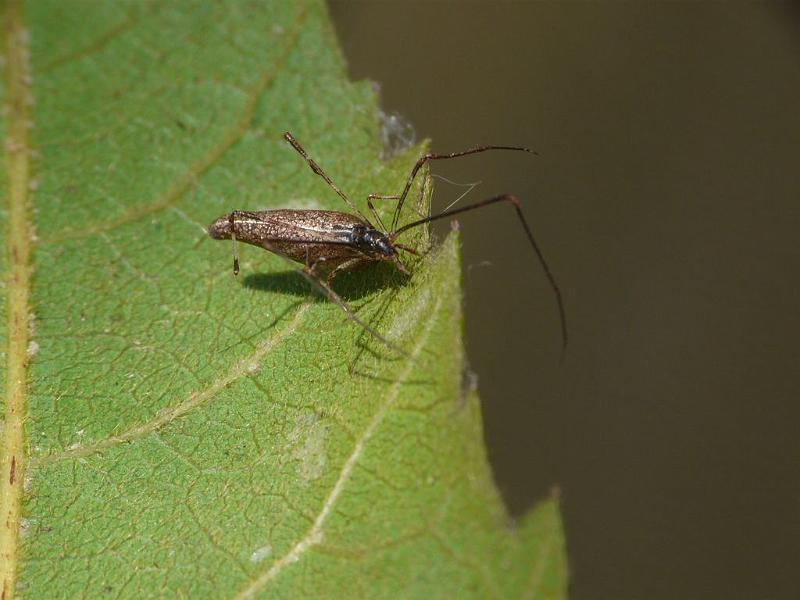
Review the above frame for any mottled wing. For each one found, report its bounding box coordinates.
[230,209,368,266]
[252,209,366,243]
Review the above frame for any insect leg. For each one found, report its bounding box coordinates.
[325,258,364,282]
[298,259,405,354]
[394,243,420,256]
[283,132,372,224]
[366,200,388,233]
[393,193,567,359]
[390,145,536,232]
[368,169,429,230]
[227,212,241,275]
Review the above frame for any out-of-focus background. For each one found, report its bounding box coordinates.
[328,3,799,599]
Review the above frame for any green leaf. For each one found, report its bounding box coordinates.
[1,1,566,597]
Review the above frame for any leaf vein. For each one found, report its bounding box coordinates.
[234,297,444,599]
[29,302,311,468]
[39,3,310,245]
[39,13,138,74]
[0,2,33,598]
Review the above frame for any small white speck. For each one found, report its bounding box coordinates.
[126,372,135,379]
[387,288,431,342]
[247,363,260,375]
[250,544,272,563]
[26,340,39,359]
[19,520,31,538]
[20,518,36,534]
[272,24,284,35]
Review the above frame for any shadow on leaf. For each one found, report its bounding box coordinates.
[241,261,408,302]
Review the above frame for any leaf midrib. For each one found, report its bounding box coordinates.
[235,292,445,599]
[0,1,33,598]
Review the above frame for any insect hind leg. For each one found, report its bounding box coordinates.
[299,258,405,355]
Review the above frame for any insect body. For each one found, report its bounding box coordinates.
[208,209,409,277]
[209,132,567,355]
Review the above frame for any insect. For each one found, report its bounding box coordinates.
[208,132,567,354]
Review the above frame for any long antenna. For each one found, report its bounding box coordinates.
[394,193,568,359]
[390,145,536,232]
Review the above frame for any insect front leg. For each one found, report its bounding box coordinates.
[390,145,535,231]
[393,192,567,359]
[394,244,420,256]
[370,170,432,235]
[366,195,400,232]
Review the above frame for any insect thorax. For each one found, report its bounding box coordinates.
[351,226,394,258]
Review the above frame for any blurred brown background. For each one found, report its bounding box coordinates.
[328,3,800,599]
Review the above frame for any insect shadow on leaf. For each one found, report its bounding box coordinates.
[217,299,306,356]
[240,258,406,303]
[208,131,567,358]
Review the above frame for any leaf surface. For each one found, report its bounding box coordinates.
[0,1,566,597]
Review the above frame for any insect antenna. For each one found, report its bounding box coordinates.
[283,132,373,224]
[390,145,537,232]
[392,193,568,359]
